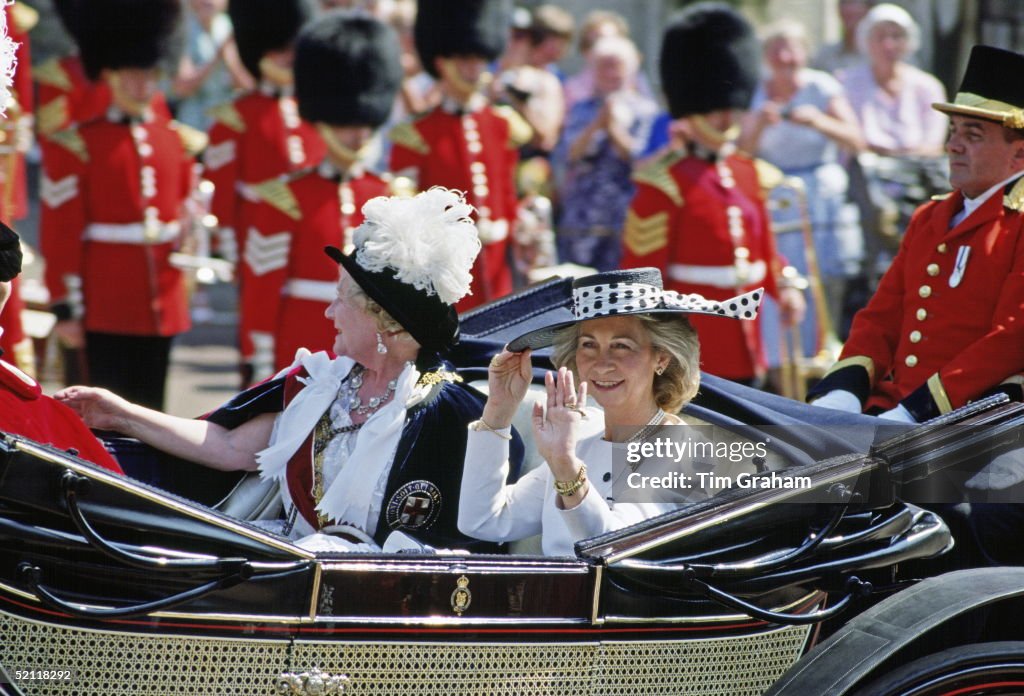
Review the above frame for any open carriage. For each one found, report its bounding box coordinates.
[1,278,1023,696]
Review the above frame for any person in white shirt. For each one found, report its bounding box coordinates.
[459,267,762,556]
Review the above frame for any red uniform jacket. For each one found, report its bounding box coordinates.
[203,89,325,261]
[808,181,1024,421]
[40,113,195,336]
[239,164,391,373]
[621,151,784,381]
[0,358,123,473]
[389,101,530,310]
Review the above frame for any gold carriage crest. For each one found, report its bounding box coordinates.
[277,667,349,694]
[451,574,472,616]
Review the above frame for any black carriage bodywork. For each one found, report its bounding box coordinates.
[1,394,1022,695]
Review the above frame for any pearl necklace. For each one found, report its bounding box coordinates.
[341,365,399,416]
[627,410,668,472]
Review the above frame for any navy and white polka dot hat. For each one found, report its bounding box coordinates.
[506,268,763,352]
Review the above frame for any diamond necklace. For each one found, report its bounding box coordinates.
[342,365,399,416]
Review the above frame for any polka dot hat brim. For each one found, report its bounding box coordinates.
[506,279,764,352]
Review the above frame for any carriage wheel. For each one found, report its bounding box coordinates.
[853,641,1024,696]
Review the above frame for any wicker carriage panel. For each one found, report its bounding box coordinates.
[1,610,809,695]
[0,613,291,695]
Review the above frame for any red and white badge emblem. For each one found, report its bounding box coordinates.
[386,480,442,530]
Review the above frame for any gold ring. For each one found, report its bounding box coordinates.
[568,406,588,419]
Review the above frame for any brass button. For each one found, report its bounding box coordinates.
[905,355,918,367]
[937,243,948,253]
[919,285,932,298]
[926,263,940,276]
[909,330,922,343]
[916,308,927,321]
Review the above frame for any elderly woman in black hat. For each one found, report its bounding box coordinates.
[459,268,761,556]
[58,187,517,552]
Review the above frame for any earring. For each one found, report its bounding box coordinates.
[376,331,388,354]
[655,365,665,376]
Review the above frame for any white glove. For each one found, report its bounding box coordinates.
[878,404,916,424]
[810,389,862,413]
[965,448,1024,491]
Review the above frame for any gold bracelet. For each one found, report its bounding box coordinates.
[468,419,513,440]
[553,464,587,497]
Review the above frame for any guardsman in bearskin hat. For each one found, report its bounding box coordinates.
[621,2,804,387]
[389,0,532,311]
[39,0,203,411]
[809,45,1024,423]
[240,11,403,377]
[205,0,325,387]
[35,0,173,386]
[34,0,172,141]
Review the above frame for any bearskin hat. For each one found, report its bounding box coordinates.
[77,0,181,81]
[659,2,759,118]
[52,0,83,41]
[229,0,310,81]
[294,12,401,127]
[415,0,510,79]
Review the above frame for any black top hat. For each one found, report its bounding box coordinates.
[294,12,402,128]
[0,222,22,283]
[324,188,481,353]
[77,0,181,80]
[506,268,763,352]
[415,0,510,79]
[659,2,759,118]
[933,45,1024,129]
[229,0,311,81]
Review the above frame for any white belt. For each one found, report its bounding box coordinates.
[236,181,262,202]
[84,221,181,245]
[667,260,767,289]
[476,218,509,244]
[283,278,336,302]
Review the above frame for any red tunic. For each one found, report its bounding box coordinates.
[239,164,391,373]
[810,183,1024,420]
[39,114,194,336]
[621,151,784,381]
[389,102,528,310]
[203,89,325,260]
[0,358,123,473]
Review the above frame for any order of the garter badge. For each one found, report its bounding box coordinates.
[386,480,442,530]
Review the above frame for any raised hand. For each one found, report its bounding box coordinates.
[481,349,533,428]
[532,367,588,477]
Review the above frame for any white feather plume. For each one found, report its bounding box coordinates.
[354,187,481,305]
[0,3,16,116]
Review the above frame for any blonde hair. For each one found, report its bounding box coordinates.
[550,314,701,414]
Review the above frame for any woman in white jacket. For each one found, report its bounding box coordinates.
[459,267,763,556]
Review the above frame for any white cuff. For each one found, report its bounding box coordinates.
[809,389,861,413]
